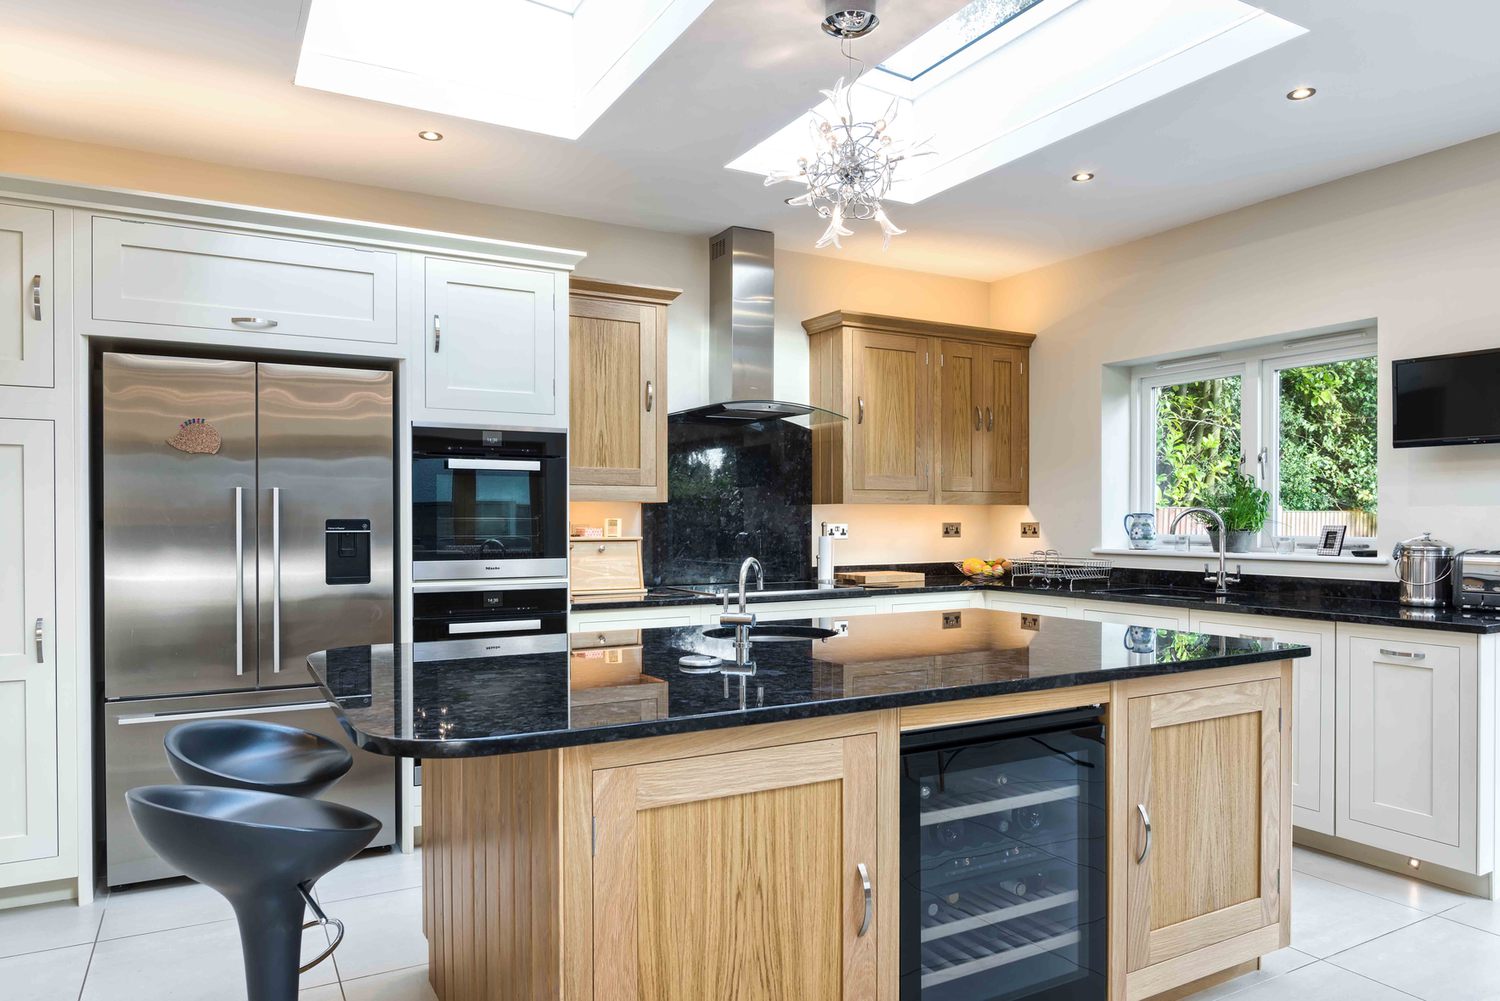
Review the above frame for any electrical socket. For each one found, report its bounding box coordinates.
[1021,614,1041,631]
[1020,522,1040,538]
[832,620,850,636]
[942,522,962,539]
[821,522,850,538]
[942,611,963,629]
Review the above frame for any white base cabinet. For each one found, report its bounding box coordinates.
[1073,598,1191,631]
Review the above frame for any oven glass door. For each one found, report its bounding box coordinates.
[412,455,564,576]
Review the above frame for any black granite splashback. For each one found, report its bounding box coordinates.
[642,417,811,586]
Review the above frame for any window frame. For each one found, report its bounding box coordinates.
[1130,331,1377,550]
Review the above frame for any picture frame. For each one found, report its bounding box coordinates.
[1317,525,1347,556]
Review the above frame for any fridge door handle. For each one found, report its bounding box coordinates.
[272,486,282,673]
[235,486,245,676]
[856,862,873,937]
[1136,803,1153,864]
[116,702,330,725]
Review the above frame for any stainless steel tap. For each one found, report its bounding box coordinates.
[1168,507,1241,596]
[719,557,764,659]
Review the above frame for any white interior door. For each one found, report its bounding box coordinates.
[0,419,58,865]
[0,204,53,388]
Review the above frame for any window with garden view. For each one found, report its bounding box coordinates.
[1138,334,1377,547]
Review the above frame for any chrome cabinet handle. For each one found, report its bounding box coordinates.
[986,406,994,431]
[447,619,543,635]
[857,397,865,424]
[433,314,442,353]
[856,862,873,937]
[1379,648,1426,661]
[597,544,607,553]
[30,275,41,321]
[235,487,245,676]
[973,406,982,431]
[645,380,654,413]
[1136,803,1152,864]
[34,617,44,663]
[230,316,278,329]
[272,487,282,673]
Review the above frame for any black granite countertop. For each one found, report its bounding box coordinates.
[573,574,1500,633]
[308,607,1309,758]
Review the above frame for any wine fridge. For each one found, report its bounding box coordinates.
[901,707,1106,1001]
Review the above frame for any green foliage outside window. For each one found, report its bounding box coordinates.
[1153,376,1242,508]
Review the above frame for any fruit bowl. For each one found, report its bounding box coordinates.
[955,559,1010,581]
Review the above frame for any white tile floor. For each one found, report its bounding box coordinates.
[4,844,1500,999]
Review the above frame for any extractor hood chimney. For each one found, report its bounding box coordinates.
[671,226,840,423]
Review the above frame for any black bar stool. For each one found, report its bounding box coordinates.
[127,785,380,1001]
[164,719,353,798]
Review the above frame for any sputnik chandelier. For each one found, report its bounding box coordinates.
[764,2,933,251]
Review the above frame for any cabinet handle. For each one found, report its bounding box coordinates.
[30,275,42,321]
[986,406,994,431]
[34,617,44,663]
[1379,648,1426,661]
[645,380,654,413]
[973,406,982,431]
[1136,803,1152,864]
[597,544,607,553]
[856,862,872,937]
[230,316,278,329]
[857,397,865,424]
[432,314,442,353]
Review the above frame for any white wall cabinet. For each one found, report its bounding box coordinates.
[1192,610,1337,835]
[1335,625,1488,872]
[90,216,397,344]
[0,204,53,388]
[422,257,563,423]
[0,419,58,867]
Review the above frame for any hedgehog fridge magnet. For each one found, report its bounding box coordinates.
[166,418,221,455]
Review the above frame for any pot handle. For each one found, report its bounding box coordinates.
[1392,541,1452,586]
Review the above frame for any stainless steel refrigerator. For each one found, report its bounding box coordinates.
[99,352,397,886]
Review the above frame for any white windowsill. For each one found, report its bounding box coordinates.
[1092,546,1390,567]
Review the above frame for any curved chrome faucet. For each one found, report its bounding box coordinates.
[1168,507,1241,596]
[719,557,764,660]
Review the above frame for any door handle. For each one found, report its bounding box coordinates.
[117,702,330,725]
[1136,803,1152,864]
[34,617,44,663]
[645,380,654,413]
[986,406,994,431]
[229,316,278,329]
[30,275,41,321]
[973,406,982,431]
[433,314,441,353]
[1379,648,1426,661]
[447,619,544,635]
[856,862,873,937]
[857,397,865,424]
[272,486,282,674]
[445,458,542,472]
[235,486,245,676]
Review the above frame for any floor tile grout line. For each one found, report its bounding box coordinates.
[1318,912,1437,964]
[76,936,99,1001]
[1316,958,1429,1001]
[1293,867,1471,918]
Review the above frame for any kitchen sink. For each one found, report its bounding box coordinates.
[700,625,841,643]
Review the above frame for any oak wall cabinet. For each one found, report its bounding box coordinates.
[804,311,1033,505]
[568,279,679,502]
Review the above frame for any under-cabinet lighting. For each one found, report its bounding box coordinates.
[1286,86,1317,100]
[1408,857,1421,869]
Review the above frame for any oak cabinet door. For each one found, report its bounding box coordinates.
[851,330,931,498]
[981,345,1027,498]
[0,204,53,388]
[1126,679,1282,975]
[0,419,58,866]
[937,340,984,497]
[423,258,558,418]
[592,735,880,1001]
[569,293,664,500]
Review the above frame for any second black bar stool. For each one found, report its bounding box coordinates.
[165,719,353,798]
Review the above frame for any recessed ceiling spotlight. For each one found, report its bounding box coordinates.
[1071,171,1095,183]
[417,130,444,141]
[1286,86,1316,101]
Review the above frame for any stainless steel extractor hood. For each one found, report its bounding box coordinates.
[671,226,843,423]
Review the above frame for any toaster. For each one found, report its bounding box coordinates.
[1455,550,1500,609]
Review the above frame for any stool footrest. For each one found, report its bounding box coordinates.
[297,882,345,974]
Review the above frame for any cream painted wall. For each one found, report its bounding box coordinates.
[988,130,1500,580]
[0,130,1022,567]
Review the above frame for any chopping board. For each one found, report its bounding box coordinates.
[837,570,926,586]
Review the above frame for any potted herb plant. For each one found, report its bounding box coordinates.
[1205,472,1271,552]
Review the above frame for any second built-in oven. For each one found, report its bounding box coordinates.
[411,425,567,581]
[411,581,570,661]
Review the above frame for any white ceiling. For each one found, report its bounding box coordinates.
[2,0,1499,280]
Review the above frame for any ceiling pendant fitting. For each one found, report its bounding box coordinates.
[768,0,932,251]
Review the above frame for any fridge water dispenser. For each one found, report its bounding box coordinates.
[325,520,373,585]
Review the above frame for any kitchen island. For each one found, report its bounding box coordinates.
[310,608,1309,1001]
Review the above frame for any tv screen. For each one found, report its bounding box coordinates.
[1393,348,1500,447]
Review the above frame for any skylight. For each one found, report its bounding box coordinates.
[729,0,1306,205]
[296,0,712,140]
[878,0,1047,81]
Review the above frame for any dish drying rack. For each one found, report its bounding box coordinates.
[1007,550,1112,590]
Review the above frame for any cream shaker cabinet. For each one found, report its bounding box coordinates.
[0,203,54,388]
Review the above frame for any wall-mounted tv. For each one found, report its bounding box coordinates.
[1393,347,1500,447]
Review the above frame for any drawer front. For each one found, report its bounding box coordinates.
[1077,601,1189,630]
[91,217,397,343]
[569,540,642,593]
[984,592,1075,618]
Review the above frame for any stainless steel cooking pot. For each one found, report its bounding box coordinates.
[1392,531,1456,607]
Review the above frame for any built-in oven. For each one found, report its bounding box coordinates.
[411,581,570,661]
[411,425,567,581]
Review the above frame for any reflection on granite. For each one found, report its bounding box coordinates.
[641,418,812,587]
[308,608,1309,758]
